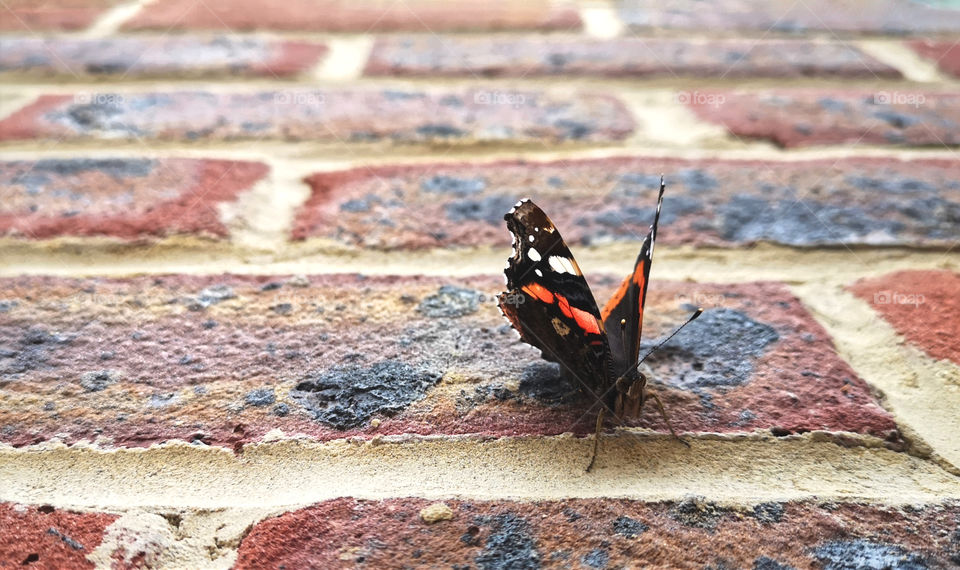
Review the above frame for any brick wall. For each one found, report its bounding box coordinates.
[0,0,958,568]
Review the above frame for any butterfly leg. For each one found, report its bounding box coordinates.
[649,391,690,448]
[586,408,605,472]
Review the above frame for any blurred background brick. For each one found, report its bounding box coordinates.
[0,158,267,239]
[123,0,582,32]
[0,37,328,79]
[295,157,960,249]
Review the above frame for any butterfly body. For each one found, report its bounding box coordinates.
[498,181,667,428]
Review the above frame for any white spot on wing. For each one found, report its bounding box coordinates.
[535,269,543,277]
[528,235,535,242]
[528,248,541,262]
[549,256,576,275]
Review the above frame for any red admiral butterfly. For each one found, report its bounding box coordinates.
[497,178,701,470]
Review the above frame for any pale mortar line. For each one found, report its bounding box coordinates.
[580,0,623,39]
[80,0,157,39]
[1,436,958,513]
[0,243,957,281]
[0,91,36,122]
[792,282,960,474]
[218,158,316,252]
[0,142,959,163]
[87,507,276,570]
[856,39,947,84]
[312,36,375,81]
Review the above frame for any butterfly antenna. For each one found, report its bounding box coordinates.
[616,308,702,382]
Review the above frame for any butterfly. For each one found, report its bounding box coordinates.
[497,178,700,470]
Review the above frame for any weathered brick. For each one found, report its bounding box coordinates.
[686,89,960,148]
[295,157,960,249]
[0,275,896,449]
[0,158,268,239]
[235,498,960,569]
[0,37,327,79]
[0,89,633,145]
[124,0,581,32]
[0,0,122,31]
[365,37,900,79]
[0,503,116,569]
[618,0,960,35]
[908,39,960,79]
[849,270,960,365]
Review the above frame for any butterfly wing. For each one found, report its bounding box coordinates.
[498,199,613,394]
[600,178,665,377]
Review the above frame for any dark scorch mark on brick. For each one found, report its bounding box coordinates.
[812,539,928,570]
[445,195,521,225]
[417,285,481,318]
[717,196,908,245]
[290,360,442,429]
[754,556,796,570]
[421,175,487,196]
[612,515,648,538]
[641,308,778,389]
[517,361,578,405]
[474,513,541,570]
[245,388,276,407]
[669,496,734,530]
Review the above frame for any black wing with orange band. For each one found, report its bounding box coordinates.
[600,178,665,377]
[498,199,612,391]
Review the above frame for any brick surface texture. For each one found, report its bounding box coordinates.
[0,275,898,448]
[908,39,960,79]
[294,157,960,249]
[0,37,328,79]
[0,0,958,568]
[849,270,960,365]
[0,89,634,145]
[618,0,960,35]
[687,90,960,148]
[365,37,900,79]
[124,0,582,32]
[0,0,123,31]
[0,158,268,239]
[235,498,960,569]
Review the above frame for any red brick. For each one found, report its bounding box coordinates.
[849,270,960,366]
[235,497,960,569]
[365,37,900,79]
[908,39,960,79]
[0,503,116,569]
[294,157,960,249]
[0,275,897,449]
[0,37,327,79]
[0,89,633,145]
[123,0,581,32]
[0,158,268,240]
[618,0,960,35]
[0,0,121,31]
[686,89,960,148]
